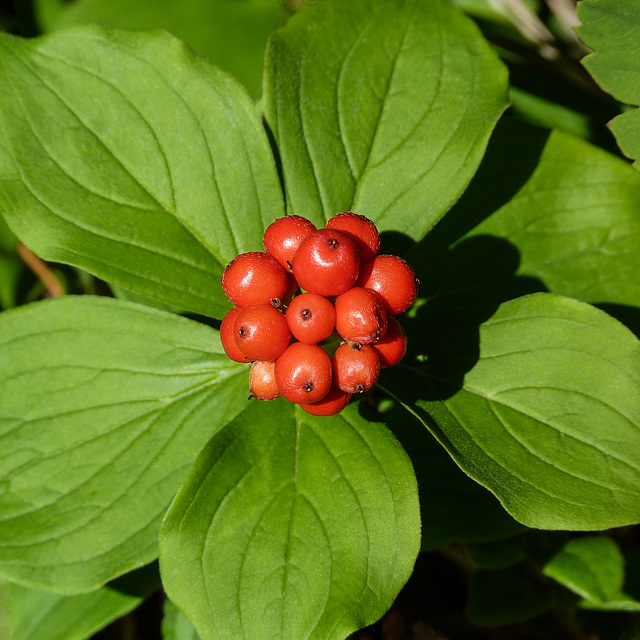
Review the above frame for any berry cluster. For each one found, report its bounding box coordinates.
[220,213,418,416]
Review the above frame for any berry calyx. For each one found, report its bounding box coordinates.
[334,286,387,344]
[299,384,352,416]
[286,292,336,344]
[234,304,291,361]
[291,228,359,297]
[356,254,419,315]
[220,307,252,363]
[332,342,380,393]
[325,212,380,263]
[222,251,289,308]
[263,215,317,271]
[275,342,332,404]
[249,361,281,400]
[372,316,407,368]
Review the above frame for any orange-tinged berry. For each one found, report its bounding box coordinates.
[263,215,317,271]
[234,304,291,361]
[220,307,252,363]
[286,292,336,344]
[334,286,387,344]
[356,255,418,315]
[325,212,380,263]
[275,342,332,404]
[300,384,352,416]
[372,316,407,368]
[249,361,281,400]
[332,342,380,393]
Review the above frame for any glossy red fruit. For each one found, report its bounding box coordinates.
[332,343,380,393]
[300,384,352,416]
[372,316,407,368]
[234,304,291,361]
[286,292,336,344]
[222,252,289,308]
[334,286,387,344]
[249,361,281,400]
[281,272,299,307]
[263,215,317,271]
[325,212,380,263]
[220,307,252,363]
[291,228,359,296]
[275,342,332,404]
[356,255,419,315]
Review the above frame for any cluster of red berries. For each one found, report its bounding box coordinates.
[220,212,418,416]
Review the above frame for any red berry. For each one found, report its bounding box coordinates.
[356,255,418,315]
[332,343,380,393]
[286,292,336,344]
[281,272,299,307]
[300,384,352,416]
[222,252,289,308]
[263,215,317,271]
[325,212,380,262]
[291,228,359,296]
[334,286,387,344]
[234,304,291,361]
[249,361,281,400]
[220,307,252,363]
[372,316,407,368]
[275,342,332,404]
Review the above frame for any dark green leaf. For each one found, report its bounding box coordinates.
[263,0,508,239]
[7,563,159,640]
[577,0,640,166]
[160,399,420,640]
[0,296,250,592]
[387,293,640,530]
[0,27,283,318]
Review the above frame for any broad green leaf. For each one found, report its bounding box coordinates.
[577,0,640,167]
[465,537,527,569]
[32,0,289,99]
[0,296,250,592]
[262,0,508,238]
[163,599,201,640]
[372,393,523,550]
[160,399,420,640]
[464,129,640,309]
[386,293,640,530]
[0,27,283,319]
[8,563,159,640]
[465,565,551,625]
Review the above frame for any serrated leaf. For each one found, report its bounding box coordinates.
[7,563,159,640]
[262,0,508,238]
[386,293,640,530]
[0,296,250,592]
[160,399,420,640]
[0,27,283,319]
[577,0,640,166]
[33,0,289,99]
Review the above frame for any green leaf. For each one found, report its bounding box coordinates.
[262,0,508,238]
[33,0,290,99]
[544,536,623,603]
[0,27,283,319]
[463,128,640,309]
[7,563,160,640]
[0,296,250,592]
[465,565,552,626]
[160,399,420,640]
[386,293,640,530]
[163,599,201,640]
[465,537,527,569]
[577,0,640,167]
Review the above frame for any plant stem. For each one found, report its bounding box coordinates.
[16,242,64,298]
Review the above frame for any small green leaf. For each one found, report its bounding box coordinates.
[7,563,160,640]
[543,536,628,604]
[577,0,640,166]
[160,399,420,640]
[263,0,508,238]
[0,27,284,318]
[387,293,640,530]
[466,565,552,626]
[0,296,250,592]
[33,0,290,99]
[162,599,201,640]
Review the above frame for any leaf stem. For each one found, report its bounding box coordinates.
[16,242,64,298]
